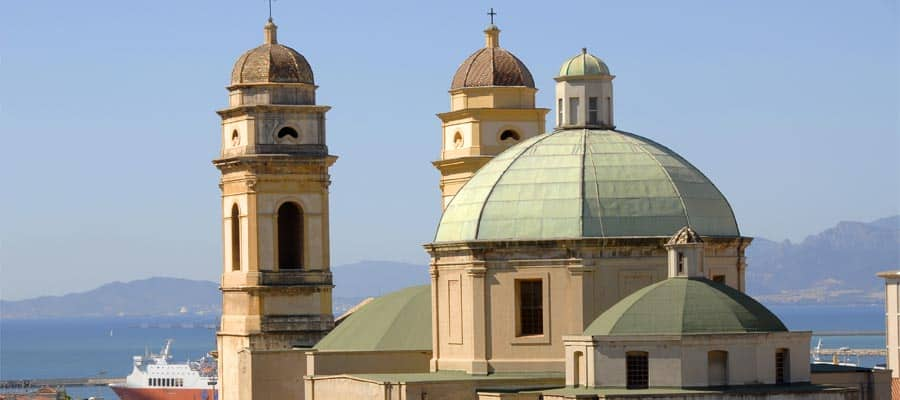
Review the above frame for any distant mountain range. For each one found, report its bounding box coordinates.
[2,216,896,318]
[0,261,429,319]
[746,215,899,305]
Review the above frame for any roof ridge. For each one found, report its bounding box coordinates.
[615,129,693,230]
[582,130,606,236]
[375,286,430,350]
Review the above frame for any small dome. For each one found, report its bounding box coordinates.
[314,285,431,352]
[450,26,535,90]
[435,129,740,242]
[584,278,788,336]
[230,21,314,86]
[558,49,610,77]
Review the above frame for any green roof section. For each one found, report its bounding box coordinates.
[314,285,431,352]
[584,278,787,336]
[558,49,610,77]
[434,129,740,242]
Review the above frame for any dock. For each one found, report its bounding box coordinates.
[813,348,887,357]
[0,377,124,389]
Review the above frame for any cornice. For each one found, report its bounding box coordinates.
[217,104,331,118]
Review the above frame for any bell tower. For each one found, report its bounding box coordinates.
[434,21,549,209]
[214,18,335,400]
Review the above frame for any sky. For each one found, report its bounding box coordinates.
[1,0,897,300]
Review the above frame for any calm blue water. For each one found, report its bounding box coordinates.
[1,316,217,380]
[0,304,886,399]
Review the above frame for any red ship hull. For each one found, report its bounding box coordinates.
[110,386,217,400]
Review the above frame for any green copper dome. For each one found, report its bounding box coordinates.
[558,49,610,77]
[434,129,739,242]
[314,285,431,352]
[584,278,788,336]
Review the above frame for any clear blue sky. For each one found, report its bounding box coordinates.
[1,0,897,300]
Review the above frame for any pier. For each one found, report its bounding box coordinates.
[813,348,887,357]
[0,377,124,389]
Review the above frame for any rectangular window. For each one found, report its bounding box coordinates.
[568,97,580,125]
[626,352,649,389]
[557,98,563,126]
[517,280,543,336]
[677,252,685,274]
[588,97,598,125]
[775,349,789,384]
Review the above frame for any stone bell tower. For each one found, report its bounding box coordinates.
[434,22,548,209]
[214,18,335,400]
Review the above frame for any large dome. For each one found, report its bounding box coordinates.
[450,25,535,90]
[434,129,740,242]
[230,20,314,86]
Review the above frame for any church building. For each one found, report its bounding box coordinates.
[212,15,878,400]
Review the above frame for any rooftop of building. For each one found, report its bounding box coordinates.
[435,129,740,243]
[313,285,431,352]
[583,277,787,336]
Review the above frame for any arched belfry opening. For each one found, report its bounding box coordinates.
[500,130,520,141]
[277,126,299,139]
[277,202,304,269]
[231,204,241,271]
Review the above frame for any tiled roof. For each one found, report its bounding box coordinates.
[231,43,314,85]
[451,47,534,89]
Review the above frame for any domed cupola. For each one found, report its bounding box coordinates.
[230,19,314,86]
[558,49,611,77]
[555,48,615,129]
[450,24,535,89]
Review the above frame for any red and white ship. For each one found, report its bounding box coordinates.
[110,339,218,400]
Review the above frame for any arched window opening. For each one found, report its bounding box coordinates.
[708,350,728,386]
[626,351,649,389]
[277,202,303,269]
[500,130,520,142]
[677,252,685,274]
[573,351,584,387]
[453,132,463,149]
[775,348,790,384]
[277,127,299,139]
[231,130,240,146]
[231,204,241,271]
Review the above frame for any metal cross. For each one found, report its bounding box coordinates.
[487,8,497,24]
[267,0,276,21]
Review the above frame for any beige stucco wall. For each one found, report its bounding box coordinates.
[554,77,613,128]
[426,238,750,375]
[435,86,549,209]
[307,374,563,400]
[880,272,900,379]
[306,350,431,376]
[540,390,859,400]
[565,332,811,389]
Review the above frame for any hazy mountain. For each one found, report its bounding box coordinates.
[746,215,900,305]
[1,261,429,319]
[0,277,221,319]
[3,217,896,318]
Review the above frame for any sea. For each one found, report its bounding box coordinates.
[0,304,886,400]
